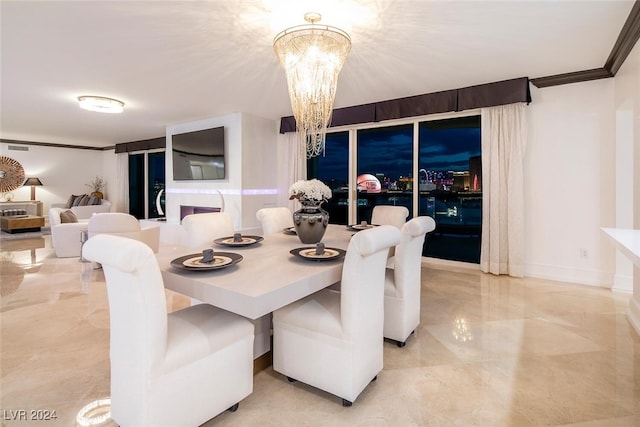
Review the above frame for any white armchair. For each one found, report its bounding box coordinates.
[87,213,160,253]
[181,212,234,248]
[82,234,254,426]
[256,207,293,235]
[49,208,88,258]
[384,216,435,347]
[273,225,401,406]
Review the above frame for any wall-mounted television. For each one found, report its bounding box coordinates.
[171,126,225,180]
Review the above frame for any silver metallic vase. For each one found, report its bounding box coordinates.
[293,200,329,244]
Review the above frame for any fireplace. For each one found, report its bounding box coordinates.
[180,205,221,221]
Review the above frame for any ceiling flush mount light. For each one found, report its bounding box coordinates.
[274,12,351,158]
[78,96,125,113]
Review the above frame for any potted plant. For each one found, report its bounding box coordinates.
[86,176,106,199]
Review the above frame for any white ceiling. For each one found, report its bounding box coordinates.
[0,0,635,148]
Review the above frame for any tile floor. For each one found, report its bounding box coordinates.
[1,235,638,426]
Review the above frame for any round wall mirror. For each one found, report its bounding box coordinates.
[0,156,26,194]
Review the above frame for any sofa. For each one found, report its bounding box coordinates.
[49,208,89,258]
[51,197,111,220]
[0,201,43,216]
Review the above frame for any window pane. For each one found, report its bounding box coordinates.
[148,152,165,219]
[356,124,413,223]
[307,131,349,224]
[418,116,482,263]
[128,153,145,219]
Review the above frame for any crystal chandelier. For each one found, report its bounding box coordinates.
[274,12,351,158]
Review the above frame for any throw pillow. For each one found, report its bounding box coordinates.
[65,194,79,209]
[87,195,101,205]
[59,210,78,223]
[72,194,88,207]
[76,194,91,206]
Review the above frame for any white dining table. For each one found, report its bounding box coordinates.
[156,224,359,358]
[157,224,355,319]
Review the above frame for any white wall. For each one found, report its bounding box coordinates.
[612,40,640,330]
[165,112,278,231]
[525,79,616,286]
[240,114,279,229]
[165,113,243,228]
[0,142,107,213]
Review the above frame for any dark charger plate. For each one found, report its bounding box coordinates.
[283,227,297,235]
[290,247,346,262]
[171,252,243,271]
[213,235,264,247]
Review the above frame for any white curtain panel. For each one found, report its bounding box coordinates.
[276,132,306,212]
[115,152,129,213]
[480,103,527,277]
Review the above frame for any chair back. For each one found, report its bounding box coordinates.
[394,216,435,299]
[182,212,234,248]
[256,207,293,235]
[87,212,141,240]
[340,225,401,336]
[371,205,409,229]
[82,234,168,408]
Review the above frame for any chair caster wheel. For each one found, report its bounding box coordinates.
[397,341,406,348]
[227,403,239,412]
[287,376,297,383]
[342,399,352,407]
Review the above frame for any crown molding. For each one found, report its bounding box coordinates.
[531,1,640,88]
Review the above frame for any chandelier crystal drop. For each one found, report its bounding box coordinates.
[274,12,351,158]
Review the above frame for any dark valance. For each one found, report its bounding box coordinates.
[115,137,165,153]
[279,76,531,133]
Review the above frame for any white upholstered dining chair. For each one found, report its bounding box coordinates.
[87,212,160,253]
[371,205,409,229]
[384,216,435,347]
[256,207,293,235]
[273,225,401,406]
[371,205,409,258]
[82,234,254,427]
[182,211,234,248]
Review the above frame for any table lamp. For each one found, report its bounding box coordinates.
[23,177,43,201]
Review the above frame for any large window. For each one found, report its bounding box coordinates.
[418,116,481,263]
[128,150,165,219]
[307,114,482,264]
[307,131,349,224]
[356,124,413,223]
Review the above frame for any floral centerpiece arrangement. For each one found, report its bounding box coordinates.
[289,179,332,203]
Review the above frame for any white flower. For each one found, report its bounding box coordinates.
[289,179,332,202]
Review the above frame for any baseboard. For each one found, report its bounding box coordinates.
[422,257,480,272]
[612,273,633,293]
[524,262,610,288]
[253,351,272,374]
[627,297,640,337]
